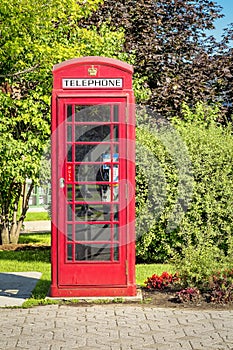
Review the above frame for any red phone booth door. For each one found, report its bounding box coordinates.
[57,98,128,287]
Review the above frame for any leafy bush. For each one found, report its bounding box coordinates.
[136,103,233,263]
[136,115,187,262]
[173,238,225,287]
[207,269,233,304]
[145,271,179,290]
[176,287,201,303]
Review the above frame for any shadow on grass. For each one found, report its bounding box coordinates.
[31,278,51,299]
[19,232,51,244]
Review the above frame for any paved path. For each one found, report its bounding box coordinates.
[0,272,42,307]
[1,304,233,349]
[22,220,51,233]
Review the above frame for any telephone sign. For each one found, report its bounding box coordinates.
[50,56,136,297]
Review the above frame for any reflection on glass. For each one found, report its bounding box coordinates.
[113,205,119,221]
[112,126,118,141]
[75,125,110,142]
[67,244,73,261]
[75,224,111,241]
[113,105,119,122]
[74,184,118,203]
[67,125,72,142]
[67,105,72,122]
[75,184,101,202]
[75,243,111,261]
[75,164,101,182]
[67,204,73,221]
[67,185,72,201]
[75,144,112,162]
[114,244,119,261]
[67,144,72,162]
[75,105,111,122]
[114,225,119,241]
[67,225,72,241]
[75,204,111,221]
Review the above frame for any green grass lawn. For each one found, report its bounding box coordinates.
[25,211,50,221]
[136,263,175,286]
[0,232,174,306]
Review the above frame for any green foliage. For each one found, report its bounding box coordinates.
[136,106,193,262]
[173,238,225,287]
[136,103,233,264]
[170,105,233,286]
[80,0,233,118]
[136,124,180,262]
[173,104,233,253]
[0,0,130,244]
[208,269,233,304]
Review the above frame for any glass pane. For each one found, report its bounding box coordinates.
[114,244,119,261]
[74,184,118,203]
[75,204,111,221]
[113,105,119,122]
[67,105,72,122]
[75,144,112,162]
[75,184,102,202]
[67,125,72,142]
[67,144,72,162]
[67,244,73,261]
[114,225,119,241]
[113,205,119,221]
[76,164,102,182]
[67,185,72,201]
[75,125,110,142]
[75,224,111,241]
[67,204,73,221]
[112,126,119,141]
[113,165,119,182]
[67,224,73,241]
[75,243,111,261]
[75,105,111,122]
[98,184,119,202]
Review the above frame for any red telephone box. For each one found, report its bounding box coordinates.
[50,56,136,297]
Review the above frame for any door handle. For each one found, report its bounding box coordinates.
[59,178,65,188]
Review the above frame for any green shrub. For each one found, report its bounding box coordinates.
[136,123,183,262]
[136,103,233,263]
[173,237,225,287]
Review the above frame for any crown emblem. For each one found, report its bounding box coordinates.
[88,65,98,76]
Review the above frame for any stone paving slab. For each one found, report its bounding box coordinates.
[0,304,233,349]
[22,220,51,233]
[0,272,42,307]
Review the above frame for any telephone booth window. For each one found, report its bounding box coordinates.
[64,104,120,262]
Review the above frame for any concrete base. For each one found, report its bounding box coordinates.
[46,288,142,303]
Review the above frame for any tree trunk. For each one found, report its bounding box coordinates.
[1,223,10,244]
[10,181,34,244]
[10,221,23,244]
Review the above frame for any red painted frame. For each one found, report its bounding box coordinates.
[50,57,136,297]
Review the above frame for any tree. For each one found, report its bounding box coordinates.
[80,0,233,117]
[0,0,128,244]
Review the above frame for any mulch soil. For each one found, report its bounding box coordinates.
[142,288,233,310]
